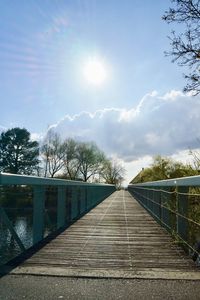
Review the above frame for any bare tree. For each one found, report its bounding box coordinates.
[63,138,80,180]
[41,131,65,177]
[101,160,125,188]
[76,142,106,182]
[189,141,200,172]
[163,0,200,95]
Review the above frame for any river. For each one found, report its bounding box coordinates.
[0,208,57,265]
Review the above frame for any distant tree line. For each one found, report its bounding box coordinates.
[131,154,200,261]
[0,127,125,188]
[131,154,199,184]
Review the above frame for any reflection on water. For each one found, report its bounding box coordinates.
[0,209,57,266]
[0,186,59,266]
[14,216,33,249]
[0,210,33,265]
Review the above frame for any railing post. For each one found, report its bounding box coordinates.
[57,186,66,229]
[150,188,154,213]
[161,187,171,232]
[84,187,87,212]
[148,187,152,212]
[177,186,189,242]
[79,187,85,214]
[154,187,161,223]
[91,187,94,206]
[71,186,78,220]
[65,187,71,223]
[33,186,45,244]
[87,186,91,210]
[142,188,146,207]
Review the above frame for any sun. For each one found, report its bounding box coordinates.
[82,57,107,86]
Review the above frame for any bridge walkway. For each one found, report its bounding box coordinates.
[9,190,199,280]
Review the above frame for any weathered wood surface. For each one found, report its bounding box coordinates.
[11,191,200,279]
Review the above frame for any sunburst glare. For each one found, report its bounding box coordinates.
[82,56,108,86]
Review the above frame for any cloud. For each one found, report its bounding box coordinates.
[49,90,200,163]
[30,132,44,142]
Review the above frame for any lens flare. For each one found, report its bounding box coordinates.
[83,57,107,86]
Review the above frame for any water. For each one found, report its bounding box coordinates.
[0,210,32,265]
[0,186,59,266]
[0,208,57,266]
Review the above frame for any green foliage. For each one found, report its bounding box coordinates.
[131,154,200,254]
[131,155,197,183]
[0,127,39,175]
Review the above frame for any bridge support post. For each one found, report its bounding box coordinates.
[84,187,88,211]
[151,187,155,213]
[87,186,91,210]
[177,186,189,243]
[57,186,66,229]
[88,186,94,209]
[71,187,78,220]
[80,187,85,214]
[161,187,171,232]
[154,187,161,224]
[33,186,45,244]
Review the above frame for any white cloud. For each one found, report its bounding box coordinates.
[30,132,44,142]
[52,90,200,157]
[46,90,200,184]
[171,149,193,165]
[159,90,184,101]
[123,155,153,185]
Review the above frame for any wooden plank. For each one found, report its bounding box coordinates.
[10,191,200,280]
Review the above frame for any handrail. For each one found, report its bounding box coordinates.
[0,173,116,266]
[0,172,114,187]
[128,176,200,267]
[129,174,200,187]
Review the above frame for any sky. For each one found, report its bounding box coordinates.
[0,0,199,185]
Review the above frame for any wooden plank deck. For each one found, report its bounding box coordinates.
[10,191,200,280]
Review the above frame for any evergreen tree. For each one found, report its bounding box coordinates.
[0,127,39,174]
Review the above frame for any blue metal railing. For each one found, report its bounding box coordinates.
[128,175,200,266]
[0,173,115,265]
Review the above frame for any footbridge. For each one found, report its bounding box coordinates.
[0,173,200,282]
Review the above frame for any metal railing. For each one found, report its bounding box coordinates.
[0,173,115,265]
[128,175,200,266]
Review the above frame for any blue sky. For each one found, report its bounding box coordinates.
[0,1,199,183]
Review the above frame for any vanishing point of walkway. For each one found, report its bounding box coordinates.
[9,190,199,280]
